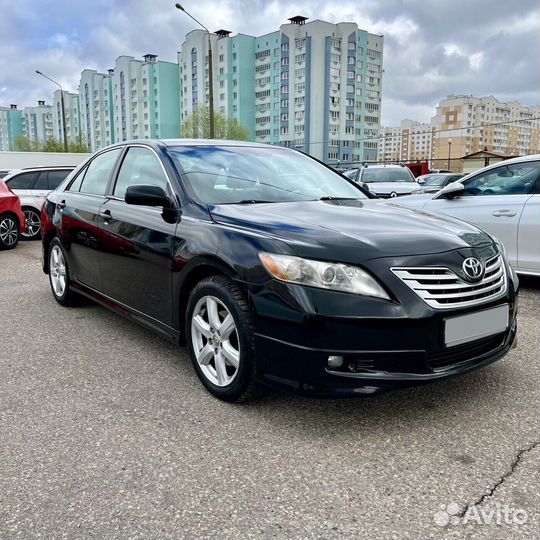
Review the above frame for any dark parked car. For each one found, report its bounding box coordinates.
[42,140,518,402]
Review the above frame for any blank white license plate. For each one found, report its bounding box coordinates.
[444,305,509,347]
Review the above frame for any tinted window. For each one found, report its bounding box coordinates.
[361,168,415,183]
[170,146,366,204]
[114,147,169,199]
[6,171,39,189]
[423,174,448,186]
[75,149,122,196]
[47,170,72,190]
[34,172,49,190]
[463,162,540,196]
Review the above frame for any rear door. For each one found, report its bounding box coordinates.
[58,148,122,290]
[517,177,540,274]
[99,145,178,325]
[4,171,40,199]
[423,161,540,268]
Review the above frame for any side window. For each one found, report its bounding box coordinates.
[76,149,122,196]
[34,172,49,190]
[47,170,72,190]
[113,147,169,199]
[463,162,540,196]
[5,171,38,189]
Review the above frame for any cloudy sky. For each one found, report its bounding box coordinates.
[1,0,538,125]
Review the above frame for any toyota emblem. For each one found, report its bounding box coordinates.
[462,257,484,281]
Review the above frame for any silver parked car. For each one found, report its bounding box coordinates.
[396,154,540,276]
[3,166,75,239]
[413,173,466,194]
[344,164,418,198]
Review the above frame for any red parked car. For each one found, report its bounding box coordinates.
[0,180,25,249]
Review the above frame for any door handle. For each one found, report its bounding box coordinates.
[492,210,516,217]
[99,209,112,222]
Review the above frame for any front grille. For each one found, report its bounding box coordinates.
[391,254,507,309]
[428,333,505,369]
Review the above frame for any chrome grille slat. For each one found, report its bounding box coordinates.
[391,254,507,309]
[407,268,502,291]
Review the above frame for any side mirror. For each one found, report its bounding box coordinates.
[417,178,425,185]
[436,181,465,199]
[125,185,172,208]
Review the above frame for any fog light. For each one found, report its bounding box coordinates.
[327,355,344,368]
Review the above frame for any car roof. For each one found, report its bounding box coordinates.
[104,138,286,150]
[361,164,405,169]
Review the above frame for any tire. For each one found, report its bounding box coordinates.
[21,207,42,240]
[185,275,259,402]
[48,237,80,307]
[0,213,20,250]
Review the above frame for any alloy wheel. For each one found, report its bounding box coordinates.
[0,217,18,246]
[50,245,67,298]
[191,295,240,387]
[22,209,41,239]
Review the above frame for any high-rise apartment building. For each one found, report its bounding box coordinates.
[178,16,384,162]
[378,119,434,162]
[53,90,81,145]
[79,68,115,152]
[112,54,180,143]
[431,95,540,170]
[22,100,53,144]
[0,105,23,151]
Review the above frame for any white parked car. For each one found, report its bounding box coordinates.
[395,154,540,276]
[3,166,75,239]
[344,164,418,198]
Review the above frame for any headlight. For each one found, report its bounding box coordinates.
[491,235,507,259]
[258,253,391,300]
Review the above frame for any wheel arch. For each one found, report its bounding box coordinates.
[176,256,241,342]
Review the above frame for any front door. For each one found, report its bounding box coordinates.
[99,146,178,326]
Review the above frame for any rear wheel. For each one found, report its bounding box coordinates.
[0,213,19,250]
[21,207,42,240]
[48,238,80,306]
[186,275,259,402]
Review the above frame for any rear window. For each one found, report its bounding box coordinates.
[5,171,39,189]
[361,168,415,183]
[47,170,72,189]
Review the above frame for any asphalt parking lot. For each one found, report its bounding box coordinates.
[0,241,538,540]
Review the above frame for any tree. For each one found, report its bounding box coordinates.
[42,138,65,152]
[14,136,40,152]
[182,107,250,141]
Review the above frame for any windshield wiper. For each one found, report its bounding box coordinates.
[237,199,274,204]
[319,196,361,201]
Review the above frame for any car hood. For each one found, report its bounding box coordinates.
[209,199,493,263]
[365,182,418,195]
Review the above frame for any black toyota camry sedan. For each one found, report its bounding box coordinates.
[41,140,518,402]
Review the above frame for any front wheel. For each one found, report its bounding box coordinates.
[186,275,259,402]
[0,213,19,250]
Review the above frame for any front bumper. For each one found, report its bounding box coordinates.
[247,251,518,398]
[253,319,516,397]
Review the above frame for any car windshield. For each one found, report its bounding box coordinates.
[423,174,449,186]
[361,168,415,183]
[343,169,358,180]
[169,146,367,204]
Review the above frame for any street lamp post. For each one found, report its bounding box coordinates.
[447,138,452,171]
[175,3,215,139]
[36,70,68,151]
